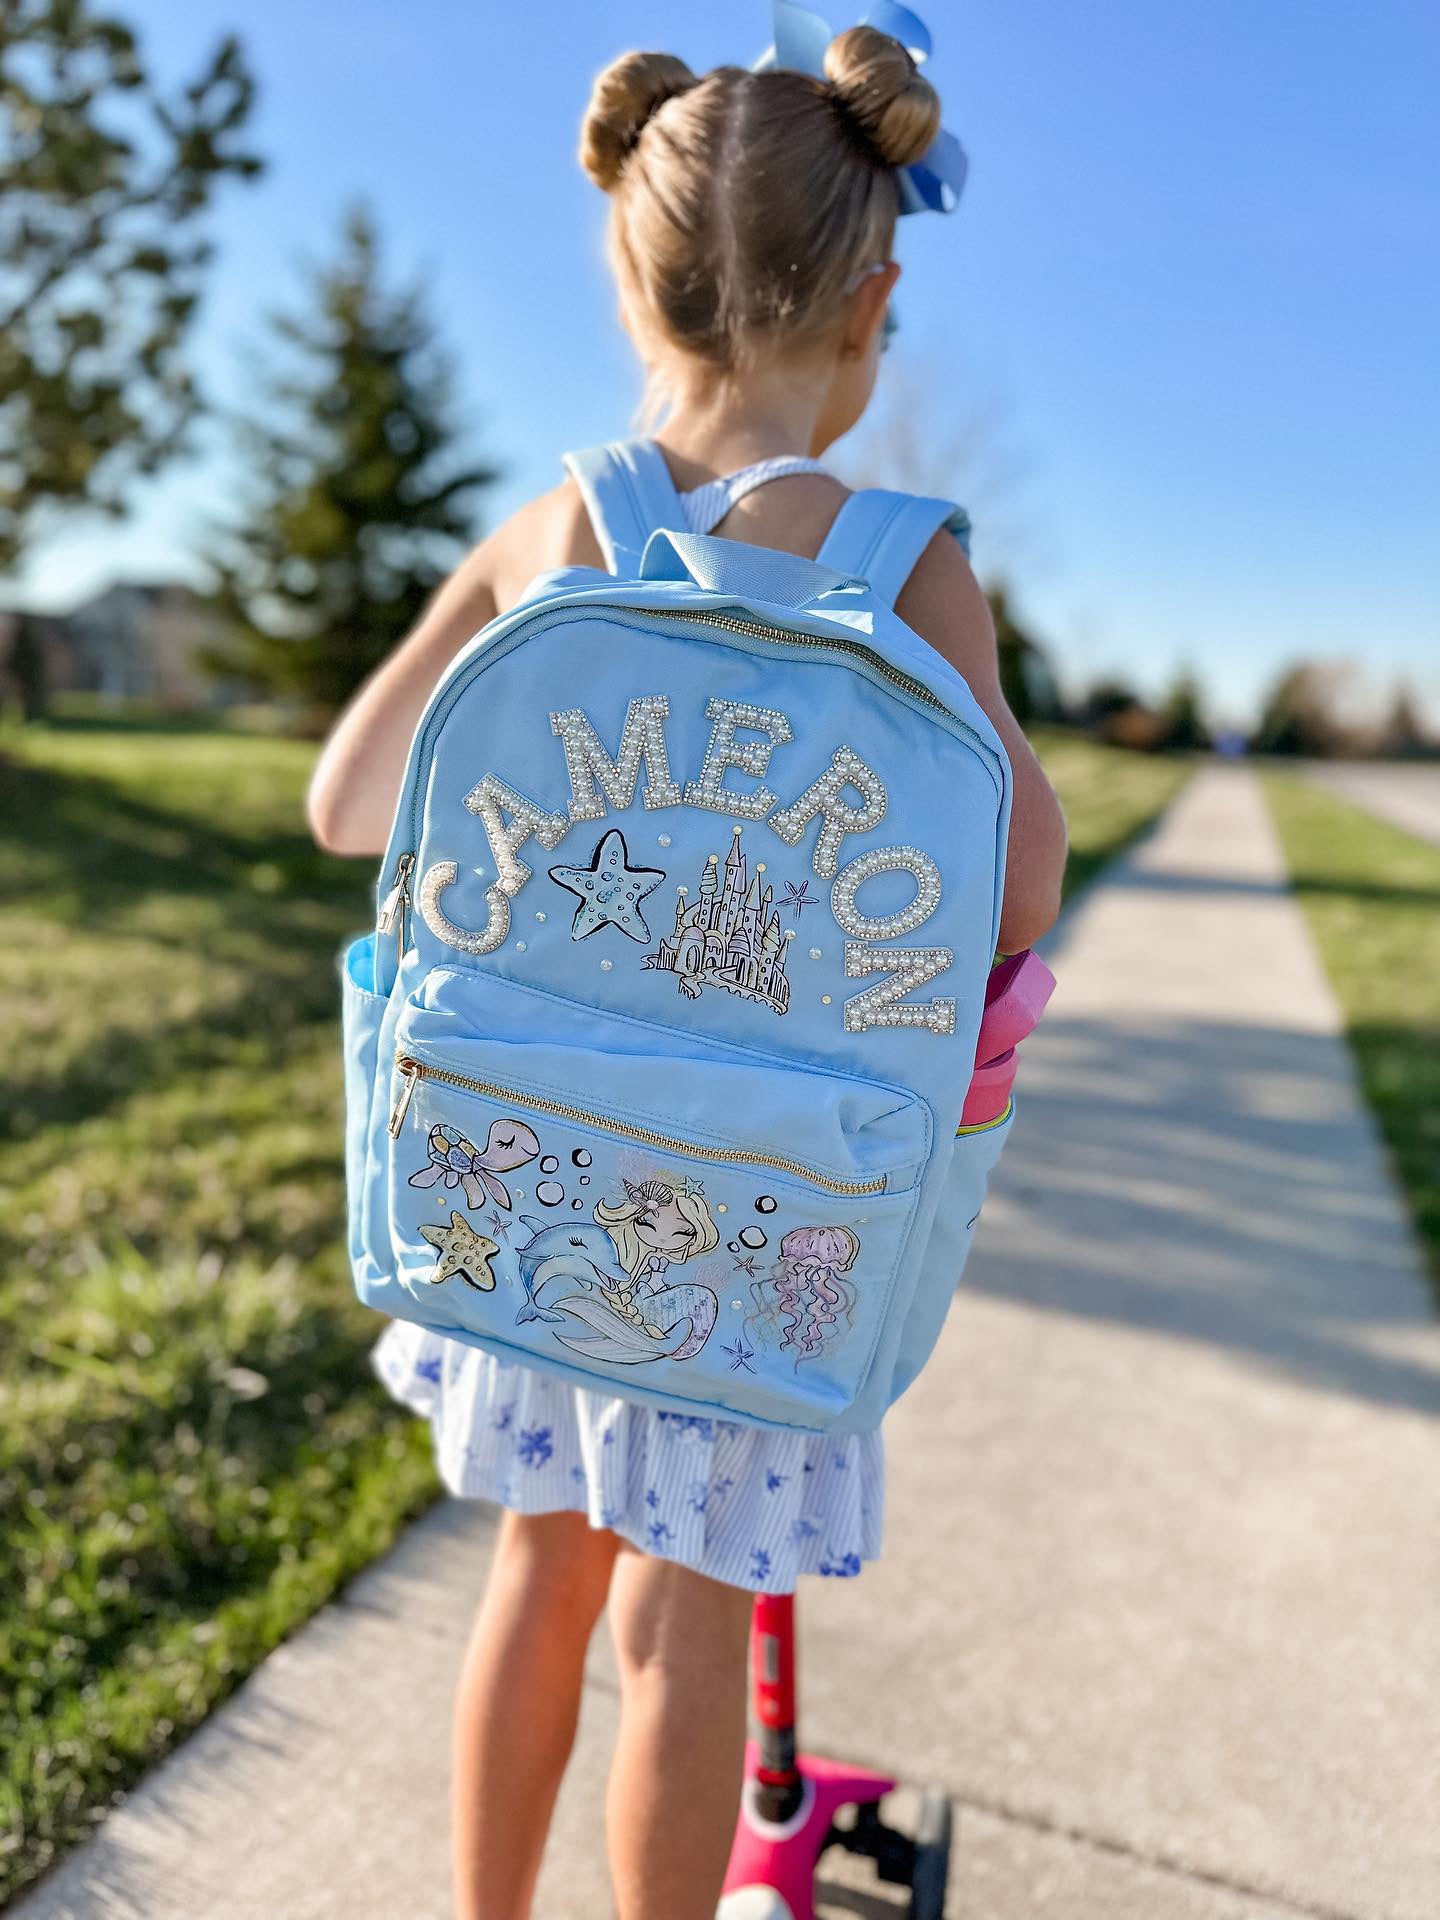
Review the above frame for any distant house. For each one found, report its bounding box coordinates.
[1,582,239,711]
[62,582,238,707]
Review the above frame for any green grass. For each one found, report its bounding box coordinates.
[0,717,1188,1904]
[0,723,438,1906]
[1264,773,1440,1293]
[1028,727,1194,902]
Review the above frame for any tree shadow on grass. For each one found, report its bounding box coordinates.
[0,755,367,935]
[1,756,370,1144]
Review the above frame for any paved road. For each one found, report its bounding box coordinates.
[16,768,1440,1920]
[1303,760,1440,847]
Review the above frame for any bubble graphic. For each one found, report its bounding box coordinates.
[540,1156,559,1174]
[579,1174,590,1185]
[572,1149,592,1167]
[738,1226,768,1250]
[536,1181,565,1207]
[755,1196,778,1215]
[572,1198,585,1210]
[727,1241,740,1254]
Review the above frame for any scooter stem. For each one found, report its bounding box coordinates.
[751,1593,803,1821]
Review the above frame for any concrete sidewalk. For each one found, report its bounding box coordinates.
[16,767,1440,1920]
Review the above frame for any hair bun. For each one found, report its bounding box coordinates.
[581,51,698,191]
[824,23,940,170]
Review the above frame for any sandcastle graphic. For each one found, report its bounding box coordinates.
[644,826,793,1015]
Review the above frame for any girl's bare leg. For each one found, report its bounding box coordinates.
[605,1546,753,1920]
[453,1510,621,1920]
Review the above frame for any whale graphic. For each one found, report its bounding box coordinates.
[513,1217,630,1326]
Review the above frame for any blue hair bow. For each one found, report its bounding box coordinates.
[756,0,968,215]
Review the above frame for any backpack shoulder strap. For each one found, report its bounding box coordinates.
[816,488,973,608]
[561,439,686,576]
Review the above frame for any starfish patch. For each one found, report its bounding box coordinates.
[548,828,665,943]
[418,1211,499,1290]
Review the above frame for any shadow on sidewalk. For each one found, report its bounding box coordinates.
[1109,863,1440,911]
[968,1013,1440,1420]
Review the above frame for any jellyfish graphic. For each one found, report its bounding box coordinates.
[751,1225,861,1364]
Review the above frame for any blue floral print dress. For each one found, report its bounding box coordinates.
[373,1321,883,1593]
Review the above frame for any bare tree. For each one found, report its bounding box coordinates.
[836,351,1039,576]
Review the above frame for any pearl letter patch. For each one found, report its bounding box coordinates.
[768,745,888,879]
[682,698,794,821]
[550,696,683,822]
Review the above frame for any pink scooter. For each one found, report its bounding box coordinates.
[718,1590,952,1920]
[719,951,1055,1920]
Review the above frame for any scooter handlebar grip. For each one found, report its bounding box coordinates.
[960,1050,1017,1128]
[974,949,1056,1067]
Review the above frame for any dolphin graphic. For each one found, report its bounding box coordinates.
[513,1216,629,1326]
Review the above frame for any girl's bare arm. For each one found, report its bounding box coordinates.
[897,532,1068,953]
[306,487,598,855]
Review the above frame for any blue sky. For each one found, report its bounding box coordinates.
[15,0,1439,723]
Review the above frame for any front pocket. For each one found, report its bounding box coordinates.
[380,970,930,1430]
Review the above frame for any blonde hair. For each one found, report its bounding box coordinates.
[594,1177,720,1282]
[579,26,940,377]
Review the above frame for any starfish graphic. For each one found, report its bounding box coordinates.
[488,1210,511,1240]
[782,879,817,917]
[418,1211,499,1291]
[722,1337,756,1374]
[731,1255,759,1277]
[548,828,665,943]
[675,1175,705,1198]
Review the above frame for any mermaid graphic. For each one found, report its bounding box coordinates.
[543,1173,721,1365]
[749,1225,861,1365]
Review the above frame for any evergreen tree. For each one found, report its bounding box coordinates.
[1375,681,1433,759]
[1158,668,1209,752]
[1,0,261,576]
[986,583,1062,727]
[210,206,494,708]
[1080,677,1144,725]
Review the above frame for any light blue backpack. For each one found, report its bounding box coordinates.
[342,440,1013,1435]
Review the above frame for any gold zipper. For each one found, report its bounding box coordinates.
[623,606,950,716]
[377,852,415,962]
[388,1052,887,1195]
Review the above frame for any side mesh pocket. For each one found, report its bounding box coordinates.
[341,934,390,1282]
[887,1105,1016,1406]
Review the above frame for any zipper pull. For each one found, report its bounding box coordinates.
[388,1057,422,1138]
[377,852,415,961]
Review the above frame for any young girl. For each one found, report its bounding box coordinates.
[309,22,1067,1920]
